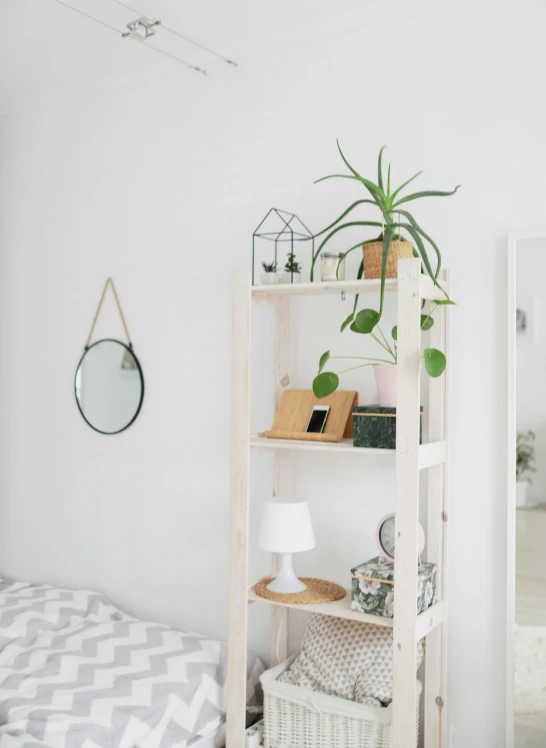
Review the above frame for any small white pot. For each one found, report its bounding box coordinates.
[261,272,278,286]
[279,272,302,284]
[516,480,530,508]
[374,364,397,408]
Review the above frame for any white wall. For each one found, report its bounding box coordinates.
[516,238,546,502]
[2,1,546,745]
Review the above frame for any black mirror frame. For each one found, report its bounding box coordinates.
[74,338,145,435]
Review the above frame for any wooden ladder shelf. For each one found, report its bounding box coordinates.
[227,259,450,748]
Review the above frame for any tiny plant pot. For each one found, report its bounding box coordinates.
[261,272,278,286]
[374,364,397,408]
[279,272,302,284]
[516,480,532,508]
[363,240,413,279]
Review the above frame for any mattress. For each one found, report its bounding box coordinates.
[0,579,263,747]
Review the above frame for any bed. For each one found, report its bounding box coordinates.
[0,578,263,747]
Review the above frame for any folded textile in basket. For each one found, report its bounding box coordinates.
[278,614,424,706]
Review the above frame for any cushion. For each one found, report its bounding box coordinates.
[278,613,424,705]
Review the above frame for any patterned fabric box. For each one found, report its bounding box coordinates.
[352,406,423,449]
[351,556,437,618]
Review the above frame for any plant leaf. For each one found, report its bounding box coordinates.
[394,185,461,207]
[336,141,387,207]
[313,372,339,398]
[388,208,442,279]
[313,200,378,238]
[435,299,456,305]
[424,348,446,377]
[314,174,364,185]
[379,231,393,318]
[377,146,386,191]
[390,171,423,202]
[310,220,383,280]
[387,163,391,197]
[340,314,354,333]
[392,326,397,341]
[352,308,380,333]
[398,223,437,288]
[420,315,434,331]
[318,351,330,374]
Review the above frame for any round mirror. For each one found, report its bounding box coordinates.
[74,339,144,434]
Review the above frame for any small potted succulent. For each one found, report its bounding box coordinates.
[282,252,302,284]
[516,430,536,508]
[261,260,278,286]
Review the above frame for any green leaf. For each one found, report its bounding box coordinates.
[398,223,437,289]
[336,141,387,207]
[388,208,442,280]
[392,326,398,341]
[420,315,434,331]
[387,163,391,196]
[353,308,380,333]
[318,351,330,374]
[424,348,446,377]
[435,299,456,305]
[377,146,386,191]
[313,200,378,238]
[394,185,461,207]
[340,314,354,333]
[379,231,393,318]
[390,171,423,202]
[313,372,340,398]
[314,174,364,185]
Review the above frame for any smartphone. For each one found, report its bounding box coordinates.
[306,405,330,434]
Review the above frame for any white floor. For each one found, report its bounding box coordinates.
[515,505,546,747]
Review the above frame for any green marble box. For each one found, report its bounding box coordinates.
[352,405,423,449]
[351,556,437,618]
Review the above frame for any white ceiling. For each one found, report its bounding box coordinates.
[0,0,367,106]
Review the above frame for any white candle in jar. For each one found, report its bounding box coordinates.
[321,252,346,281]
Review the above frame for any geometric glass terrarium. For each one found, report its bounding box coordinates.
[252,208,314,285]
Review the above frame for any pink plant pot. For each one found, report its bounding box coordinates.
[374,364,397,408]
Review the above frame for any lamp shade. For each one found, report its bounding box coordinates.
[258,498,316,553]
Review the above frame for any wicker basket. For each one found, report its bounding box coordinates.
[261,655,422,748]
[363,240,413,279]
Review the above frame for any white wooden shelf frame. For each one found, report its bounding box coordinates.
[226,259,450,748]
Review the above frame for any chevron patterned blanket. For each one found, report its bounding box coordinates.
[0,579,263,747]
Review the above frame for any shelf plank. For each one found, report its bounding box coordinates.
[251,434,446,468]
[248,585,444,641]
[252,277,450,299]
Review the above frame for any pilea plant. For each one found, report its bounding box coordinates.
[313,300,448,398]
[310,142,459,331]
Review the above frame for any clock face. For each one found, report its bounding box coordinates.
[376,513,426,561]
[378,516,396,560]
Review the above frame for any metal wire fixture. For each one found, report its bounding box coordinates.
[122,17,160,41]
[252,209,314,286]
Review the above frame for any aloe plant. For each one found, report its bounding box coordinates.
[261,260,277,273]
[310,142,459,330]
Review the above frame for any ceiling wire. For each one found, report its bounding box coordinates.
[109,0,238,66]
[50,0,207,73]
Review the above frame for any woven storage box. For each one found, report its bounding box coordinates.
[363,240,413,279]
[351,557,437,618]
[261,655,422,748]
[353,406,423,449]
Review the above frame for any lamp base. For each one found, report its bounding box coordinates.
[266,553,307,594]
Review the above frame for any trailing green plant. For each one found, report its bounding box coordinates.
[517,430,536,482]
[261,260,278,273]
[313,301,447,398]
[284,252,301,274]
[310,142,460,331]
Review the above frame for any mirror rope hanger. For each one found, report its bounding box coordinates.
[85,277,132,351]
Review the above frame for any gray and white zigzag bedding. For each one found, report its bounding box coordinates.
[0,579,263,747]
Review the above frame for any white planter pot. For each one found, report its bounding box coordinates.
[261,273,278,286]
[516,480,531,508]
[279,272,302,284]
[374,364,397,408]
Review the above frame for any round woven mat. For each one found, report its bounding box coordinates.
[253,578,346,605]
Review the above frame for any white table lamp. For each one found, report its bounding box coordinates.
[258,498,316,593]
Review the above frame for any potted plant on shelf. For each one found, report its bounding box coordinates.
[310,141,460,331]
[312,301,446,403]
[516,430,536,508]
[283,252,302,284]
[261,260,278,286]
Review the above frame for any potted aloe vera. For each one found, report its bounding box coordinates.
[311,143,459,401]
